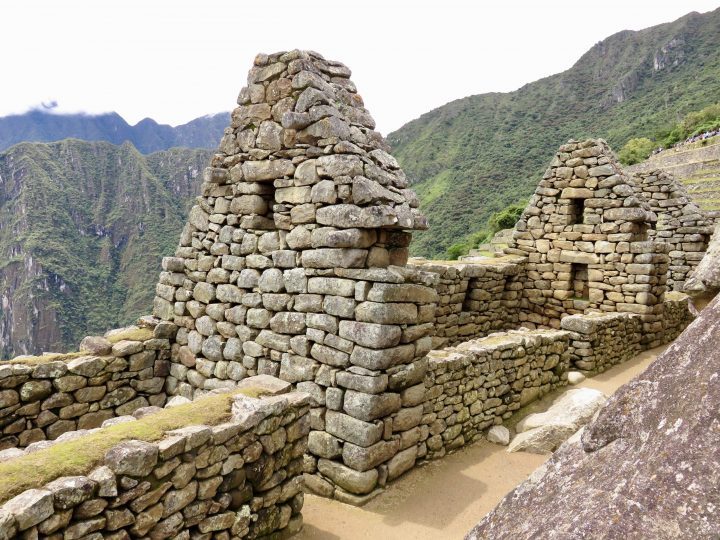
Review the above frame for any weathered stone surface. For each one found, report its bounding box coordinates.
[516,388,606,434]
[104,440,158,477]
[241,159,295,181]
[487,426,510,445]
[3,489,53,530]
[469,295,720,538]
[45,476,96,509]
[325,410,383,447]
[343,391,400,422]
[338,321,401,349]
[79,336,113,356]
[686,222,720,292]
[317,459,378,495]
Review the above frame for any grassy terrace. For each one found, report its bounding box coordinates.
[0,387,265,503]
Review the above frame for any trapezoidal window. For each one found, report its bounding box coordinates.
[634,222,649,241]
[570,263,589,301]
[567,198,585,225]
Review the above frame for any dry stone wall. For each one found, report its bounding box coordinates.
[506,139,673,348]
[560,312,642,375]
[0,57,706,515]
[632,169,713,291]
[0,320,174,450]
[0,377,310,539]
[407,260,523,349]
[421,329,570,460]
[149,50,444,504]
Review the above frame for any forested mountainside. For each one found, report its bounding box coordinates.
[0,110,228,154]
[0,139,212,357]
[389,7,720,257]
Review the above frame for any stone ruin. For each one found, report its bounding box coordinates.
[505,139,709,348]
[0,51,711,538]
[631,168,713,291]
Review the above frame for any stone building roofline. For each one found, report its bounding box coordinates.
[196,48,427,232]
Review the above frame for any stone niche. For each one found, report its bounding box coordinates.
[507,139,670,346]
[151,49,439,502]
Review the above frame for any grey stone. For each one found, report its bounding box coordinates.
[2,489,53,530]
[104,440,158,477]
[317,458,378,495]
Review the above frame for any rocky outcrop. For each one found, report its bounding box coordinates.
[467,292,720,539]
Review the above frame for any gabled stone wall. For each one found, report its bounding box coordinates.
[506,139,673,347]
[632,169,713,291]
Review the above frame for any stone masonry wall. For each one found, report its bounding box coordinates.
[0,320,175,450]
[150,50,440,504]
[560,312,643,375]
[407,259,524,349]
[421,329,570,460]
[632,169,713,291]
[0,377,310,539]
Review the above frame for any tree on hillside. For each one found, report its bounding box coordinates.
[618,138,655,165]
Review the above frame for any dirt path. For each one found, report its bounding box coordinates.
[298,344,667,540]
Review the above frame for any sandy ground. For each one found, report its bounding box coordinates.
[297,344,667,540]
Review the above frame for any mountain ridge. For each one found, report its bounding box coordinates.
[389,7,720,256]
[0,139,212,357]
[0,110,228,154]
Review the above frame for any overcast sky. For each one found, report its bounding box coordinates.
[2,0,719,134]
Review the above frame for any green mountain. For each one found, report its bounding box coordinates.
[0,110,227,154]
[389,7,720,257]
[0,139,212,357]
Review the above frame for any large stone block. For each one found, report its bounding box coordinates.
[338,321,401,349]
[301,249,368,269]
[325,410,383,447]
[317,459,378,495]
[343,390,401,422]
[241,159,295,181]
[355,302,418,324]
[342,439,400,471]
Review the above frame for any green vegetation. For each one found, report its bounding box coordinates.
[0,140,212,357]
[445,204,524,259]
[655,102,720,147]
[0,389,270,502]
[389,8,720,257]
[618,102,720,164]
[618,138,655,165]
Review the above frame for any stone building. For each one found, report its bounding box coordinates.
[151,49,441,503]
[506,139,671,347]
[631,168,713,291]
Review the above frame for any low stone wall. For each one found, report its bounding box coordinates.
[422,329,570,460]
[407,258,524,349]
[662,292,696,343]
[0,376,310,539]
[0,321,174,449]
[561,312,643,375]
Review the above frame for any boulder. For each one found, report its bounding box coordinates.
[686,222,720,292]
[487,426,510,446]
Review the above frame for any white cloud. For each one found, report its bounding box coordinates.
[1,0,718,134]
